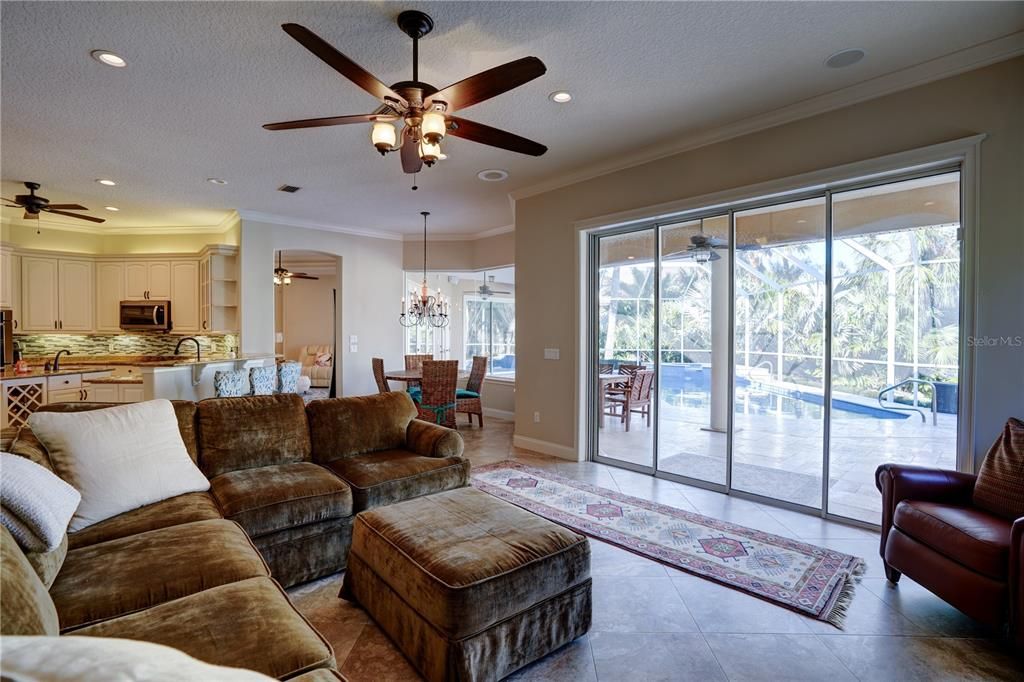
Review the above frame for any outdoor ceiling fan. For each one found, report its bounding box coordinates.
[262,10,548,173]
[677,231,761,264]
[476,272,511,299]
[273,252,319,286]
[2,181,105,223]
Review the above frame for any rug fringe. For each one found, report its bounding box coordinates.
[824,560,867,629]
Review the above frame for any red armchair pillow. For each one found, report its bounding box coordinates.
[973,417,1024,520]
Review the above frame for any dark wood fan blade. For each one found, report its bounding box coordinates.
[46,203,88,210]
[263,113,390,131]
[44,208,105,223]
[427,57,546,112]
[281,24,406,107]
[447,116,547,156]
[292,273,320,280]
[1,197,21,204]
[401,130,423,174]
[5,204,21,208]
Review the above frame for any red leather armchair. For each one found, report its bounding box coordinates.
[876,463,1024,647]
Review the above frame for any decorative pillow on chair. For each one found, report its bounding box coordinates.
[314,352,332,367]
[973,417,1024,519]
[250,365,277,396]
[27,400,210,532]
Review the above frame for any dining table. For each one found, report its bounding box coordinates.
[384,368,471,382]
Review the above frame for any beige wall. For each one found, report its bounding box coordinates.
[278,273,338,363]
[402,230,514,272]
[514,57,1024,465]
[0,219,239,254]
[239,219,405,397]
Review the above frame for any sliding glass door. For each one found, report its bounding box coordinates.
[594,229,656,469]
[589,164,965,526]
[732,198,827,509]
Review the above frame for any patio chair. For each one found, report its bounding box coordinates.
[372,357,391,393]
[606,363,646,397]
[605,369,655,431]
[404,353,433,390]
[457,356,488,427]
[413,360,458,429]
[599,363,614,375]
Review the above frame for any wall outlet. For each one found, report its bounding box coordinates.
[543,348,560,360]
[533,411,541,423]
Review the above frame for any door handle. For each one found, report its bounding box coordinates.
[153,306,161,324]
[13,319,17,329]
[202,320,207,330]
[54,320,57,329]
[59,320,62,330]
[83,389,88,401]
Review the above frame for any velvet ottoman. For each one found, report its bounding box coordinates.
[341,487,592,681]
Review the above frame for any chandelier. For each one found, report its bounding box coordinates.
[400,212,449,328]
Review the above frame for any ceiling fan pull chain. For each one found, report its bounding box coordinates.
[411,172,418,191]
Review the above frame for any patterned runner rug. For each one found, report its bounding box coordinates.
[472,461,865,628]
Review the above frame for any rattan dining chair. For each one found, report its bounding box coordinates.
[372,357,390,393]
[456,356,488,427]
[414,360,458,429]
[404,353,433,390]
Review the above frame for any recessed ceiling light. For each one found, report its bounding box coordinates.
[924,200,936,207]
[627,256,635,260]
[825,48,865,69]
[95,178,117,186]
[206,177,228,185]
[477,169,508,182]
[549,91,572,103]
[104,206,119,211]
[796,219,807,224]
[90,49,127,68]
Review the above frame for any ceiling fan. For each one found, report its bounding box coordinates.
[676,230,761,264]
[476,272,511,299]
[274,252,320,286]
[263,10,548,174]
[2,182,105,223]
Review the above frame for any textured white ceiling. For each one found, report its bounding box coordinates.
[2,2,1022,236]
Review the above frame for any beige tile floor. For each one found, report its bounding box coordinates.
[288,417,1023,681]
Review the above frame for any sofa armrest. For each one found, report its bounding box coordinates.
[406,420,465,459]
[875,464,977,559]
[1010,517,1024,648]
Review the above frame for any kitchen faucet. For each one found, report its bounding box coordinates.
[51,349,72,372]
[174,337,201,362]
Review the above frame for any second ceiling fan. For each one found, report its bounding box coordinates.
[263,10,548,173]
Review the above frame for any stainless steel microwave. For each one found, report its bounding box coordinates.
[120,300,172,331]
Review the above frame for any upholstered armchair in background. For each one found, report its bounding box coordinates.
[299,345,333,388]
[875,418,1024,647]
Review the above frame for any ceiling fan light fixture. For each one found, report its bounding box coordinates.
[90,49,127,68]
[371,121,397,154]
[419,139,441,166]
[421,111,447,145]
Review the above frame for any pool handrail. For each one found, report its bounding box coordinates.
[878,378,938,425]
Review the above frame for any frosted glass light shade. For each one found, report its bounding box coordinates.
[418,139,441,165]
[371,122,397,153]
[421,111,446,144]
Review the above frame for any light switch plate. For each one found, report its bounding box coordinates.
[544,348,560,360]
[349,335,358,344]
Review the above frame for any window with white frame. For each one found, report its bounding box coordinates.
[463,295,515,378]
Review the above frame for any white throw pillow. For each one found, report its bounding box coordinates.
[27,400,210,532]
[0,452,81,551]
[0,636,276,681]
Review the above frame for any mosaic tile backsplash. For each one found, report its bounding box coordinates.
[14,333,238,358]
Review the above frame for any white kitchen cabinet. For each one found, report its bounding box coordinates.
[96,261,125,332]
[125,261,171,300]
[58,259,94,331]
[83,383,119,402]
[120,385,145,402]
[21,256,94,332]
[1,249,22,331]
[170,261,199,333]
[199,252,238,333]
[47,387,84,404]
[20,256,59,331]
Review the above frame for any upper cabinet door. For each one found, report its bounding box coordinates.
[0,250,13,308]
[147,262,171,299]
[124,262,149,299]
[96,261,125,332]
[170,261,199,332]
[58,259,94,331]
[21,256,59,331]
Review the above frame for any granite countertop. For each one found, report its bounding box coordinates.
[0,366,117,381]
[82,376,144,385]
[16,353,274,369]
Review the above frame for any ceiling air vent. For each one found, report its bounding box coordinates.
[277,184,301,193]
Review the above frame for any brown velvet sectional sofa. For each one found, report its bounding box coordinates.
[0,391,468,679]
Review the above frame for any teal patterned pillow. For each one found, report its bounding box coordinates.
[278,362,301,393]
[214,369,249,398]
[250,366,277,396]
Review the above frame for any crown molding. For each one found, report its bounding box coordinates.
[236,210,404,241]
[509,31,1024,202]
[401,224,515,242]
[0,211,239,236]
